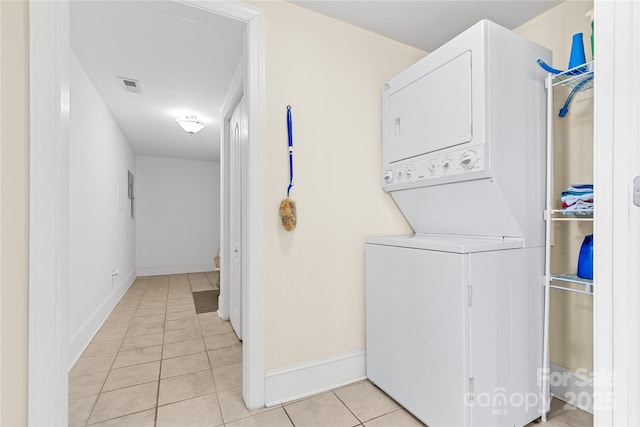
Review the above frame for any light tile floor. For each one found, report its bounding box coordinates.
[70,273,593,427]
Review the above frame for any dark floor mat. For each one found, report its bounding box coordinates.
[193,290,219,314]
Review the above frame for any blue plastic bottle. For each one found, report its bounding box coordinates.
[577,234,594,280]
[568,33,587,70]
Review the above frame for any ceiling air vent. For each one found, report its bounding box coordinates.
[119,77,142,94]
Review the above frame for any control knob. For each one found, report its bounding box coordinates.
[383,170,393,184]
[460,150,478,169]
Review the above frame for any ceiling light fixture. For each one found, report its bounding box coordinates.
[176,115,207,134]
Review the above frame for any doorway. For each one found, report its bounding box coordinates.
[28,1,265,424]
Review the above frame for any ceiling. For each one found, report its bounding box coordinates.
[71,1,561,163]
[291,1,561,53]
[71,1,245,162]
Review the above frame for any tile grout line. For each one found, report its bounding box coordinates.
[200,300,225,424]
[136,277,167,427]
[232,406,286,425]
[91,276,166,425]
[156,368,214,409]
[282,403,297,426]
[205,340,240,352]
[361,408,406,425]
[331,390,365,425]
[98,377,159,394]
[85,408,152,427]
[82,279,149,426]
[153,274,176,426]
[73,274,234,426]
[193,275,246,425]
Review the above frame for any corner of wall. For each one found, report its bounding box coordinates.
[264,350,367,406]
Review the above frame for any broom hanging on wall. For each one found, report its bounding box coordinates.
[279,105,297,231]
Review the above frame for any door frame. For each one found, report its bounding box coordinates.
[593,1,640,425]
[205,1,265,409]
[28,1,265,424]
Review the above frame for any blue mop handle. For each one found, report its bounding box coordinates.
[559,75,593,117]
[287,105,294,197]
[537,59,564,75]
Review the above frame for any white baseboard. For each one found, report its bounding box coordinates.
[67,270,136,370]
[550,363,594,414]
[136,264,214,277]
[264,349,367,407]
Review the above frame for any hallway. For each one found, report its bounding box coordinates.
[68,273,244,426]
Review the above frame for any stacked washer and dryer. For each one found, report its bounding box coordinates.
[365,20,551,426]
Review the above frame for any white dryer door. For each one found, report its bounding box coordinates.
[386,51,472,163]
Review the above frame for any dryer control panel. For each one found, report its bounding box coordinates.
[382,144,487,191]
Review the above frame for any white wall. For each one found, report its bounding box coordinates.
[69,50,137,366]
[135,156,220,276]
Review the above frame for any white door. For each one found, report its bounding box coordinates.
[229,96,246,339]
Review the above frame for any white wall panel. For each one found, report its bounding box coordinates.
[135,156,219,276]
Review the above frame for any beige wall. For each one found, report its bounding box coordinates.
[515,0,594,374]
[0,1,29,425]
[256,1,425,371]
